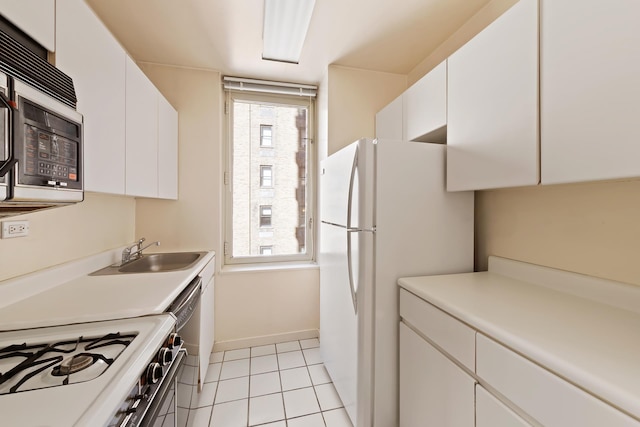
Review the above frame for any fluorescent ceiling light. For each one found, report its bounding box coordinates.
[263,0,316,64]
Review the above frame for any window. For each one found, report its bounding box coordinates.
[224,76,316,264]
[260,125,273,147]
[260,205,272,227]
[260,165,273,188]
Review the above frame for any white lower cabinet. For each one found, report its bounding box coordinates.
[399,322,475,427]
[477,333,639,427]
[399,288,640,427]
[476,385,531,427]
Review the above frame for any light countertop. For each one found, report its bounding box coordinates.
[398,259,640,421]
[0,250,215,331]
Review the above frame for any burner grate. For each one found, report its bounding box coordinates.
[0,332,137,394]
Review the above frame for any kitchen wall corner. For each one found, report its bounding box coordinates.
[327,65,406,155]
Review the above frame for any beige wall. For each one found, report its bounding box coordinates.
[476,180,640,286]
[327,65,406,155]
[409,0,640,286]
[136,63,320,344]
[0,193,135,281]
[216,268,319,343]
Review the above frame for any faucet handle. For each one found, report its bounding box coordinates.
[137,237,146,245]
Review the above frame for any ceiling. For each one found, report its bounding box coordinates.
[85,0,492,85]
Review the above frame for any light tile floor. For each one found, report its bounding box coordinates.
[176,338,353,427]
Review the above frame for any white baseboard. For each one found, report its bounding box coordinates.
[212,329,319,352]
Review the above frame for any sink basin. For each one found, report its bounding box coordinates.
[91,252,206,275]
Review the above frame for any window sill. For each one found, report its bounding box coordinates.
[220,260,318,275]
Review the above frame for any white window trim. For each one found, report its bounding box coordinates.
[223,88,316,266]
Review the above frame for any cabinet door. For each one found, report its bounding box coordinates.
[56,0,127,195]
[158,94,178,199]
[476,385,531,427]
[198,276,215,384]
[125,56,158,198]
[403,61,447,142]
[375,95,403,140]
[541,0,640,184]
[399,322,475,427]
[0,0,55,51]
[447,0,539,191]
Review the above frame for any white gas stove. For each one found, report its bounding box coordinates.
[0,314,183,426]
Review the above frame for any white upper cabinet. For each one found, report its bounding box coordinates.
[540,0,640,184]
[375,95,403,140]
[447,0,539,191]
[0,0,55,51]
[125,56,158,198]
[56,0,127,195]
[158,94,178,200]
[403,61,447,142]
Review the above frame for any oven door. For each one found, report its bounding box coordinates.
[136,349,186,427]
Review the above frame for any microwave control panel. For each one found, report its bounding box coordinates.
[24,125,78,181]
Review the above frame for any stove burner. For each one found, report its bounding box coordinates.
[53,353,95,376]
[0,331,137,394]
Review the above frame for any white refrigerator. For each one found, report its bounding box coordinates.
[319,138,474,427]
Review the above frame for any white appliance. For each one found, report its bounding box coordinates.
[319,138,474,426]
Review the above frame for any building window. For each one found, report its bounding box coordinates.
[260,166,273,188]
[260,125,273,147]
[224,79,315,265]
[260,205,272,227]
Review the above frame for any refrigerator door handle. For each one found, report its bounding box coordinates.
[346,145,358,231]
[346,229,358,314]
[346,146,358,314]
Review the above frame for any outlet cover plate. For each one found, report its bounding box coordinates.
[1,220,30,238]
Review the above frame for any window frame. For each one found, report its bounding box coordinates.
[260,205,273,228]
[223,89,316,266]
[260,165,273,188]
[260,124,273,147]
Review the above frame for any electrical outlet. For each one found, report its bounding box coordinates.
[1,220,29,239]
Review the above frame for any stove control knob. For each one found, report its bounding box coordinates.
[158,347,173,366]
[146,362,163,384]
[167,333,182,349]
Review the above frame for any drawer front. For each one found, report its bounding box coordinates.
[399,289,475,370]
[476,385,531,427]
[477,334,639,427]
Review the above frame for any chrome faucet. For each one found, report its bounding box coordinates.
[121,238,160,265]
